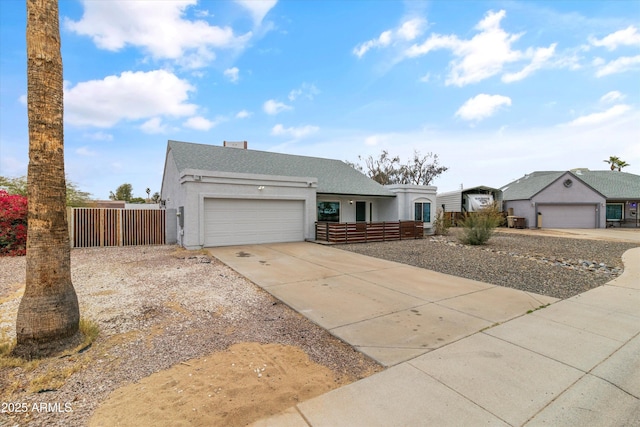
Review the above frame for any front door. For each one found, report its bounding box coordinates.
[356,201,366,222]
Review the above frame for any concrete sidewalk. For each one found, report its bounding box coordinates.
[210,243,640,426]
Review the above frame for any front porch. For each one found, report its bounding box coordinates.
[315,221,424,244]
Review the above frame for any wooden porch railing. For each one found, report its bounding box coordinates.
[315,221,423,244]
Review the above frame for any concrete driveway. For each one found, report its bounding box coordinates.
[209,242,557,367]
[497,227,640,243]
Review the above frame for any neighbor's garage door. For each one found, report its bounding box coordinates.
[539,205,596,228]
[204,199,304,247]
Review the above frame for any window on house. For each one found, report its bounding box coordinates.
[414,202,431,222]
[606,204,623,221]
[317,201,340,222]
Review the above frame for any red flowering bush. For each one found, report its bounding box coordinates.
[0,189,27,256]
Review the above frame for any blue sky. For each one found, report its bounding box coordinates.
[1,0,639,199]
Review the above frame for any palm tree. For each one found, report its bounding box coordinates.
[14,0,80,358]
[603,156,620,171]
[616,160,630,172]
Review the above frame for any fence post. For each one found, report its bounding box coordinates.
[67,207,74,248]
[99,209,104,247]
[118,209,123,246]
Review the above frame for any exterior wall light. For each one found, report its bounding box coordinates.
[258,186,265,190]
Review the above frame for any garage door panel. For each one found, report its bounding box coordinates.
[540,205,596,228]
[204,199,304,246]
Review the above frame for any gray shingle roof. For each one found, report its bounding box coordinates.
[501,170,640,200]
[577,170,640,199]
[167,140,395,197]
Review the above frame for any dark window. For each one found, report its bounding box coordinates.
[606,204,623,221]
[414,202,431,222]
[318,201,340,222]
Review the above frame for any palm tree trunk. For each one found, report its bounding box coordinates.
[14,0,80,359]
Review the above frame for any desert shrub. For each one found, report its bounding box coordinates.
[458,203,504,245]
[0,190,27,256]
[433,208,452,235]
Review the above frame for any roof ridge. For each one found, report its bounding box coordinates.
[168,139,346,164]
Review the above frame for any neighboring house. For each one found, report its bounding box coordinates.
[436,186,503,223]
[161,140,437,248]
[501,170,640,229]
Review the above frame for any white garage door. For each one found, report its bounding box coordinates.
[539,205,596,228]
[204,199,304,247]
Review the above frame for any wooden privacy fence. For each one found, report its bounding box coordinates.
[68,208,165,248]
[315,221,423,244]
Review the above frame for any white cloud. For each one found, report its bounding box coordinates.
[263,99,292,115]
[76,146,97,156]
[288,83,320,101]
[364,135,381,146]
[600,91,625,104]
[353,18,425,58]
[82,131,113,141]
[224,67,240,83]
[502,44,556,83]
[140,117,168,134]
[65,0,251,69]
[397,19,424,41]
[65,70,197,128]
[18,94,27,105]
[595,55,640,77]
[567,104,631,127]
[183,115,225,131]
[271,124,319,139]
[590,25,640,50]
[236,109,252,119]
[405,10,557,86]
[455,94,512,122]
[235,0,277,25]
[0,154,27,177]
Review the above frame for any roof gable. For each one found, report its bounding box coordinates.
[167,140,395,197]
[501,171,564,200]
[502,170,639,200]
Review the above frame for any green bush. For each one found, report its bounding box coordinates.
[458,203,504,245]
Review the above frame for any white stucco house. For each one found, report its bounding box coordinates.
[160,140,437,248]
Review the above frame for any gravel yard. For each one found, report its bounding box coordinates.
[0,246,380,427]
[339,229,638,299]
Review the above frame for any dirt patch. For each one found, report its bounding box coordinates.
[89,342,346,427]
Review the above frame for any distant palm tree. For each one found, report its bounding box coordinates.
[616,160,630,172]
[603,156,620,171]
